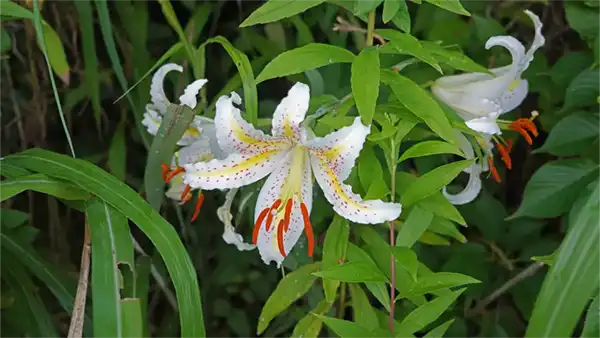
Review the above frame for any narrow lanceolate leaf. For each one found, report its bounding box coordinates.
[401,159,474,206]
[378,29,441,72]
[1,149,205,337]
[256,43,355,83]
[405,272,480,297]
[108,118,127,181]
[582,294,600,338]
[144,104,195,210]
[2,253,59,337]
[526,184,600,338]
[202,36,258,123]
[396,205,434,248]
[120,298,144,338]
[0,173,89,202]
[397,288,466,334]
[421,41,490,74]
[351,47,380,125]
[315,314,390,337]
[382,0,401,23]
[240,0,325,27]
[321,215,349,303]
[314,261,389,283]
[381,70,456,145]
[348,284,379,330]
[424,0,470,16]
[509,159,599,219]
[291,300,331,338]
[399,140,464,163]
[257,262,321,335]
[424,319,455,338]
[157,0,196,74]
[87,198,133,338]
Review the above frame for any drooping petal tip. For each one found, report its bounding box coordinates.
[150,63,183,113]
[179,79,208,109]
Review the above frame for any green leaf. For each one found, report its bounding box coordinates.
[562,70,600,111]
[257,262,321,334]
[346,244,391,311]
[256,43,355,83]
[121,298,144,338]
[202,36,258,123]
[526,184,600,337]
[315,314,391,337]
[378,30,441,72]
[87,198,134,337]
[535,112,599,156]
[401,160,474,206]
[348,284,379,330]
[157,0,197,75]
[429,217,466,243]
[564,1,599,43]
[240,0,325,27]
[391,1,411,33]
[382,0,401,23]
[551,52,594,88]
[352,47,380,125]
[510,159,599,219]
[0,173,89,202]
[291,300,331,338]
[133,256,151,337]
[582,294,600,338]
[421,42,490,74]
[108,119,127,181]
[2,149,205,337]
[406,272,480,297]
[314,261,389,283]
[424,319,455,338]
[399,140,464,163]
[1,27,11,53]
[397,288,466,334]
[355,0,383,15]
[144,104,196,210]
[321,215,350,303]
[0,209,29,229]
[396,205,434,248]
[381,70,457,144]
[424,0,470,16]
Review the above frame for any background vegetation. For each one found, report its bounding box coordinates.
[0,0,598,337]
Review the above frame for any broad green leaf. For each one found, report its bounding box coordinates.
[0,173,89,202]
[144,104,196,210]
[348,284,379,330]
[291,300,331,338]
[396,205,434,248]
[562,70,600,111]
[582,294,600,338]
[1,149,205,337]
[256,43,355,83]
[397,288,466,334]
[399,140,464,163]
[240,0,325,27]
[358,144,387,195]
[257,262,321,334]
[401,159,474,206]
[526,184,600,337]
[510,159,599,219]
[314,261,389,283]
[0,209,29,229]
[133,256,151,337]
[564,1,599,43]
[424,319,455,338]
[87,198,134,337]
[429,217,466,243]
[421,42,490,74]
[391,0,411,33]
[551,52,594,88]
[381,69,456,144]
[346,243,391,311]
[378,30,441,72]
[321,215,350,303]
[2,254,58,337]
[535,112,599,156]
[121,299,144,338]
[315,314,390,337]
[405,272,480,297]
[383,0,401,23]
[424,0,470,16]
[202,36,258,123]
[1,27,11,53]
[354,0,383,15]
[472,15,505,43]
[352,47,380,125]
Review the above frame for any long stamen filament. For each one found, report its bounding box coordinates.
[165,167,185,183]
[178,185,191,204]
[191,193,204,222]
[487,157,501,183]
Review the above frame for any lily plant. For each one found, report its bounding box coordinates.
[432,10,545,204]
[167,83,401,266]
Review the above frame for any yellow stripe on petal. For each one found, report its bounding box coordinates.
[201,150,282,177]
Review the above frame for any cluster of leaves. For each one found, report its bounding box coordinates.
[0,0,598,337]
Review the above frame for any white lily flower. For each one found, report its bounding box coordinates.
[180,83,402,267]
[431,10,544,135]
[141,63,208,146]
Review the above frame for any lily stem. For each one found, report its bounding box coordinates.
[366,11,376,46]
[388,137,398,333]
[337,282,347,318]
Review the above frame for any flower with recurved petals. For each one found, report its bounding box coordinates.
[180,83,402,266]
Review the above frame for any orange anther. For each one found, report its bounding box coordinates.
[191,193,204,222]
[522,119,539,137]
[283,198,293,232]
[300,203,314,257]
[488,157,501,183]
[497,142,512,170]
[253,208,270,244]
[178,185,191,204]
[265,199,282,232]
[165,167,185,183]
[277,220,286,257]
[161,164,170,181]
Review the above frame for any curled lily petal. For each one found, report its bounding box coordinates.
[523,10,545,68]
[179,79,208,109]
[443,132,485,205]
[150,63,182,113]
[218,188,256,252]
[272,82,310,139]
[465,114,502,135]
[141,107,162,136]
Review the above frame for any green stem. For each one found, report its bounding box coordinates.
[337,282,347,318]
[388,137,398,333]
[366,11,376,47]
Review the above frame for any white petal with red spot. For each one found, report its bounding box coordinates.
[305,117,370,181]
[271,82,310,140]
